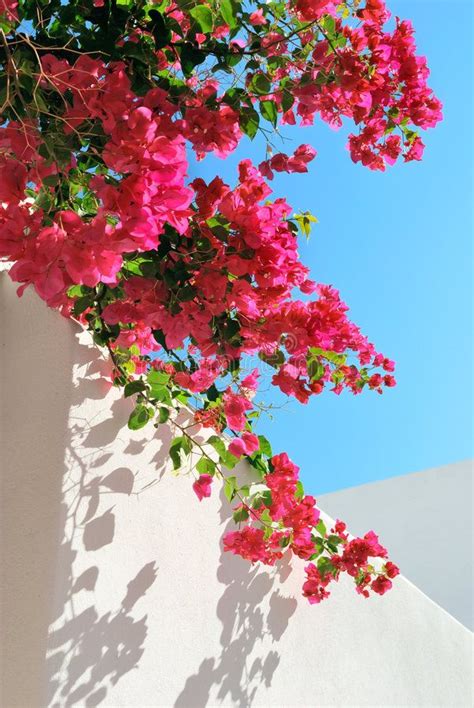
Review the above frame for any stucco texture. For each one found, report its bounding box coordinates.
[1,272,472,708]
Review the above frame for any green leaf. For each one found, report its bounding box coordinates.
[321,15,336,37]
[224,476,238,502]
[158,406,170,424]
[189,5,213,33]
[122,42,149,63]
[258,349,285,369]
[307,358,324,381]
[317,556,335,577]
[281,88,295,113]
[183,437,193,455]
[219,0,237,28]
[263,524,273,540]
[294,211,318,239]
[250,73,272,95]
[149,384,172,405]
[224,452,240,469]
[207,434,227,459]
[148,9,172,49]
[42,173,60,187]
[72,296,93,316]
[333,34,347,49]
[315,519,327,537]
[179,43,206,77]
[152,329,170,352]
[178,284,197,302]
[223,317,241,342]
[233,506,249,523]
[128,404,153,430]
[196,457,216,475]
[206,436,237,468]
[309,347,346,367]
[326,534,343,552]
[175,391,190,405]
[295,480,304,500]
[260,100,278,127]
[148,370,171,386]
[68,284,91,298]
[169,435,191,470]
[169,436,183,470]
[148,370,172,402]
[124,380,147,397]
[312,537,324,557]
[239,106,260,139]
[258,435,272,457]
[205,384,221,402]
[279,535,291,548]
[222,86,244,108]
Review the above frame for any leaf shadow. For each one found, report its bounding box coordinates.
[174,489,298,708]
[46,343,163,707]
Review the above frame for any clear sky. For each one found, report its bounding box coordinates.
[189,0,473,494]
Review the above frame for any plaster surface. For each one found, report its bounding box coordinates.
[319,460,473,629]
[1,272,472,707]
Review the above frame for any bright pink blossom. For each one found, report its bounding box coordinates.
[228,432,260,457]
[193,474,213,501]
[371,575,393,595]
[249,9,267,26]
[223,390,254,431]
[302,563,333,604]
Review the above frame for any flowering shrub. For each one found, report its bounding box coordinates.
[0,0,440,603]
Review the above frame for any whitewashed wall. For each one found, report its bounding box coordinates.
[1,272,472,708]
[319,460,473,629]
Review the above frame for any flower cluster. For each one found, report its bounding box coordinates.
[285,10,443,170]
[0,0,436,606]
[223,452,399,602]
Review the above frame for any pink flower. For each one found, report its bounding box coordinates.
[384,561,400,579]
[371,575,393,595]
[228,431,260,458]
[404,136,425,162]
[192,474,213,501]
[302,563,333,604]
[291,527,315,559]
[212,24,230,39]
[184,105,241,159]
[223,526,281,564]
[295,0,336,21]
[249,9,267,26]
[0,0,18,21]
[240,369,259,398]
[259,144,317,180]
[223,390,253,431]
[382,358,395,372]
[383,375,396,387]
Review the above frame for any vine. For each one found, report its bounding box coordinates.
[0,0,441,603]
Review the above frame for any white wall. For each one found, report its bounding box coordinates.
[1,272,472,708]
[319,461,473,629]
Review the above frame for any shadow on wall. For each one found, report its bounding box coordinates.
[1,277,76,708]
[174,495,298,708]
[45,335,299,707]
[1,274,299,707]
[45,338,165,707]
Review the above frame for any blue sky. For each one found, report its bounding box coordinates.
[189,0,473,494]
